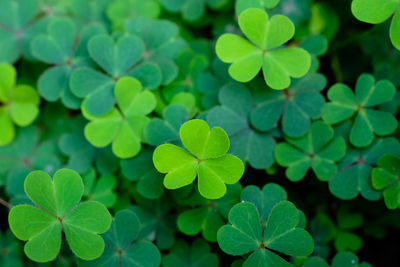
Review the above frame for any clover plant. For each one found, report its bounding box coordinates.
[8,169,112,262]
[216,8,311,89]
[153,119,244,199]
[1,1,399,266]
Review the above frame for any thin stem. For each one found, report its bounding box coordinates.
[0,198,12,209]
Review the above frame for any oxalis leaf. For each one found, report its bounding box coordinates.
[153,119,245,199]
[217,201,314,266]
[8,169,112,262]
[216,8,311,89]
[0,64,41,146]
[275,121,346,182]
[322,73,398,148]
[83,76,156,159]
[80,209,161,267]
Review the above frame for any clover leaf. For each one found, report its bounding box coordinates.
[329,136,400,200]
[216,8,311,89]
[275,121,346,182]
[80,209,161,267]
[83,77,156,159]
[207,82,276,169]
[8,169,112,262]
[0,64,41,146]
[125,17,187,85]
[251,72,327,137]
[322,74,398,147]
[372,154,400,209]
[121,148,165,199]
[153,119,244,199]
[217,201,314,266]
[70,33,160,116]
[177,183,241,242]
[82,169,117,208]
[0,0,50,63]
[163,239,219,267]
[304,252,372,267]
[31,18,106,109]
[144,104,190,146]
[235,0,281,15]
[352,0,400,50]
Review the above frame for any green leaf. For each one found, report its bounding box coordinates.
[390,9,400,50]
[83,77,156,158]
[331,252,372,267]
[80,209,161,267]
[216,8,311,89]
[8,169,112,262]
[82,169,118,207]
[372,154,400,209]
[275,121,346,181]
[154,119,244,199]
[351,0,398,24]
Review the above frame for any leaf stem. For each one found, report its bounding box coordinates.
[0,198,12,209]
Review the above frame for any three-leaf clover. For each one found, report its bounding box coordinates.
[351,0,400,50]
[207,82,276,169]
[372,154,400,209]
[31,18,106,109]
[275,121,346,182]
[0,64,41,146]
[163,239,219,267]
[80,209,161,267]
[153,119,245,199]
[251,72,327,137]
[329,136,400,200]
[70,33,160,116]
[217,201,314,266]
[83,77,156,159]
[322,74,398,147]
[8,169,112,262]
[216,8,311,89]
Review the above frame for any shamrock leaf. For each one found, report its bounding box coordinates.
[177,183,241,242]
[217,201,314,266]
[163,239,219,267]
[162,0,229,22]
[304,252,372,267]
[31,18,106,109]
[216,8,311,89]
[83,77,156,159]
[126,17,187,85]
[0,0,50,63]
[121,148,165,199]
[0,64,41,146]
[329,136,400,200]
[70,33,160,116]
[372,154,400,209]
[241,183,288,221]
[153,119,245,199]
[106,0,161,30]
[275,121,346,182]
[144,104,190,146]
[207,82,276,169]
[8,169,112,262]
[82,169,117,208]
[251,72,327,137]
[351,0,400,50]
[80,209,161,267]
[67,0,111,25]
[322,74,398,147]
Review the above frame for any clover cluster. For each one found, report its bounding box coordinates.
[1,0,400,266]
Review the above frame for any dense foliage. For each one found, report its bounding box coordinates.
[1,0,400,266]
